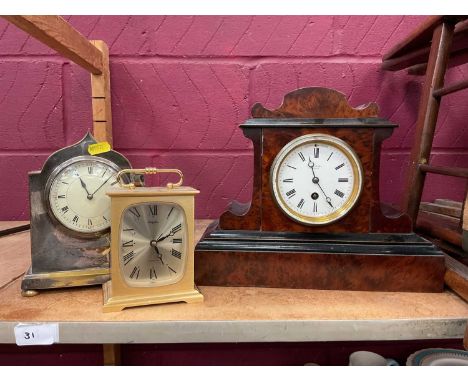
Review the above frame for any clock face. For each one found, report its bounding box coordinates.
[270,134,363,225]
[119,202,186,287]
[46,156,120,234]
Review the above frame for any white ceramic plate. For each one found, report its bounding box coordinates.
[406,348,468,366]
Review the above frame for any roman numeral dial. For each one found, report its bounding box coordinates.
[120,202,187,287]
[47,157,121,234]
[271,134,363,225]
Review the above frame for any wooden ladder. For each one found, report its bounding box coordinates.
[382,16,468,254]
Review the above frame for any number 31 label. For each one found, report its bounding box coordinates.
[14,323,59,346]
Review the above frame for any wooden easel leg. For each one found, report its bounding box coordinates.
[404,22,454,221]
[464,322,468,350]
[103,344,121,366]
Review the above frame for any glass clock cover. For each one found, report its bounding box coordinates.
[47,156,120,234]
[270,134,363,225]
[119,202,187,287]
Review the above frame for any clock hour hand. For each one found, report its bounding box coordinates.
[155,248,165,265]
[150,240,165,265]
[78,177,93,200]
[308,157,316,177]
[308,158,321,184]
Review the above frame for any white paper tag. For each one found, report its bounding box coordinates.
[14,323,59,346]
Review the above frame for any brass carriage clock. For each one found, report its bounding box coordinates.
[103,168,203,312]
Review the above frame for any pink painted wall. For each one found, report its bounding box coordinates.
[0,16,467,220]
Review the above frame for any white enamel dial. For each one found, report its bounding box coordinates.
[271,134,363,225]
[120,202,186,287]
[47,156,120,234]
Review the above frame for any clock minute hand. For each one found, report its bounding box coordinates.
[309,158,334,208]
[90,174,114,197]
[156,230,175,243]
[317,185,334,208]
[316,179,334,208]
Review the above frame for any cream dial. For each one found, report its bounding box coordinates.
[120,202,186,287]
[47,156,120,234]
[271,134,363,225]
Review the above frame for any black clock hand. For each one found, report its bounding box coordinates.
[155,247,165,265]
[150,240,165,265]
[156,230,175,243]
[155,249,165,265]
[90,175,114,197]
[308,158,334,208]
[308,157,317,178]
[78,177,93,200]
[316,183,334,209]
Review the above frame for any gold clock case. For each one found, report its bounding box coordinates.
[103,186,203,312]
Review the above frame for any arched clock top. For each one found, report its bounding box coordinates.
[38,132,131,181]
[251,87,379,119]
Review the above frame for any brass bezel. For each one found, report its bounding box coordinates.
[270,134,363,226]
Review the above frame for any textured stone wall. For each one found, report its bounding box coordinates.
[0,16,467,220]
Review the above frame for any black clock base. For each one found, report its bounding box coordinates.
[194,230,446,292]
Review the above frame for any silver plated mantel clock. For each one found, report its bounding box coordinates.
[22,132,134,296]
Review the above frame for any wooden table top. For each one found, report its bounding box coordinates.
[0,220,467,344]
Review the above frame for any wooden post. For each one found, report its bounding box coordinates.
[90,40,113,144]
[103,344,121,366]
[404,22,455,222]
[463,190,468,252]
[2,16,113,144]
[464,322,468,350]
[2,16,103,74]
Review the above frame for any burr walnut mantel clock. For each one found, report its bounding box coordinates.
[103,168,203,312]
[195,87,445,292]
[22,132,133,295]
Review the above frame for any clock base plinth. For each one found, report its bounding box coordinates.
[21,267,110,294]
[195,230,446,293]
[102,281,204,312]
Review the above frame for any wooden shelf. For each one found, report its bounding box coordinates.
[0,221,467,344]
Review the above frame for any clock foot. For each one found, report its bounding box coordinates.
[103,280,204,312]
[21,289,39,297]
